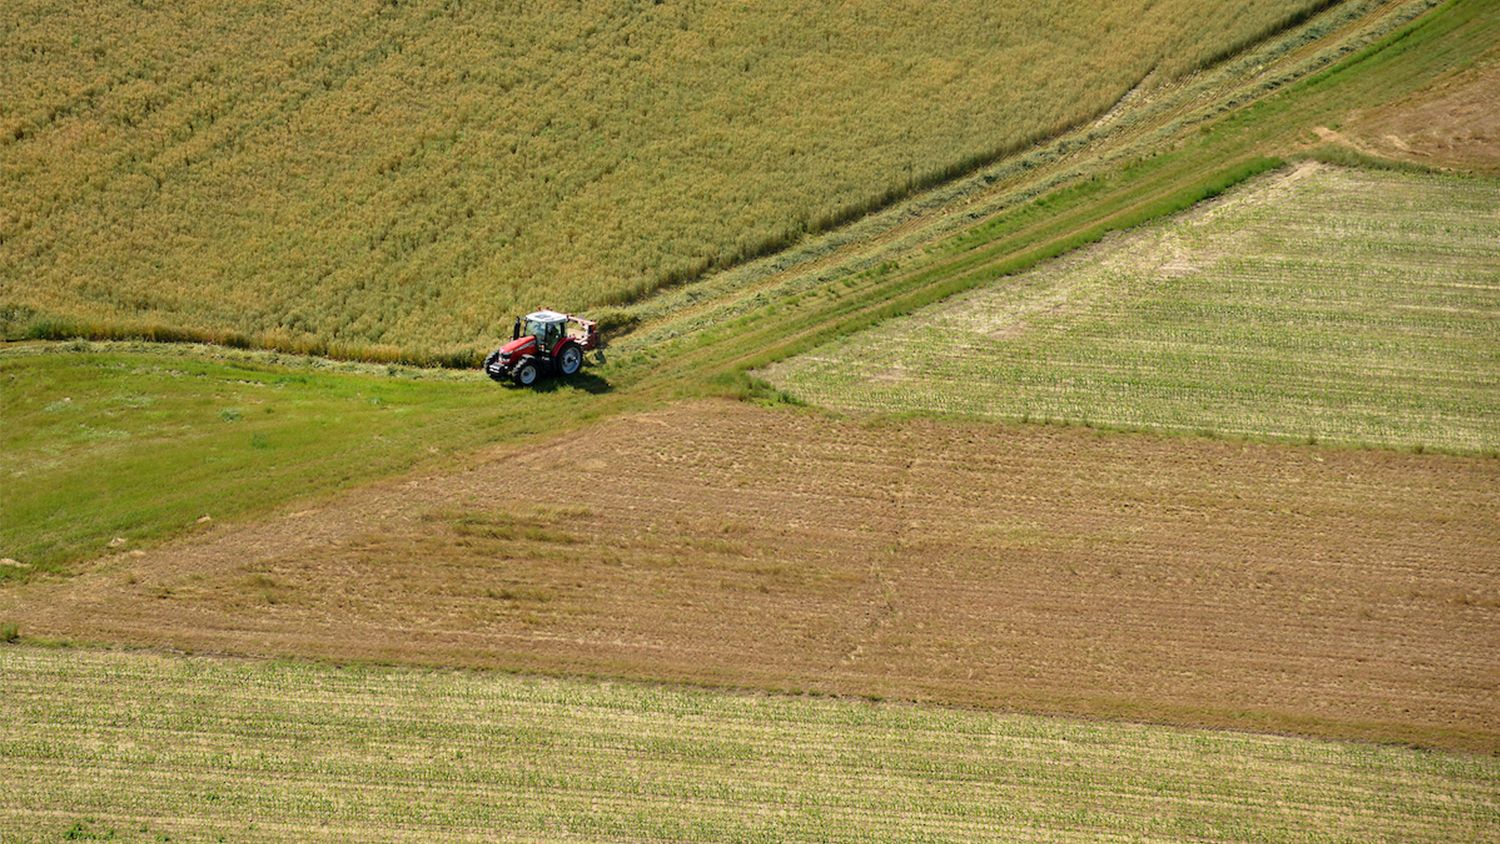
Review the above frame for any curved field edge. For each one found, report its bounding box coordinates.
[619,0,1444,346]
[760,163,1500,453]
[3,644,1497,842]
[619,0,1498,393]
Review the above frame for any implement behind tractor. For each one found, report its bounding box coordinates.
[484,310,600,386]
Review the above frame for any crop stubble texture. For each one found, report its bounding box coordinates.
[5,645,1497,842]
[9,401,1497,751]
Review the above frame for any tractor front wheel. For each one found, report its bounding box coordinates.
[558,344,583,376]
[513,361,540,386]
[483,350,506,382]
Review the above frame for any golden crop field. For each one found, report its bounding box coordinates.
[1,0,1330,361]
[4,645,1497,842]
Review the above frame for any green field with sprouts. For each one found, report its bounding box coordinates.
[765,164,1500,452]
[0,0,1333,361]
[3,645,1497,842]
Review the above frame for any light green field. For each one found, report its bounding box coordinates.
[764,165,1500,452]
[2,645,1496,842]
[0,0,1331,361]
[0,344,553,577]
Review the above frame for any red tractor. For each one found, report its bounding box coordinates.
[483,310,600,386]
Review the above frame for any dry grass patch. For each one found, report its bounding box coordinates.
[1340,55,1500,173]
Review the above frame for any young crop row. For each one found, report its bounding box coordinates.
[0,0,1334,361]
[2,645,1496,842]
[764,165,1500,453]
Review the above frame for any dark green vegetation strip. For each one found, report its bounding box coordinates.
[3,645,1496,842]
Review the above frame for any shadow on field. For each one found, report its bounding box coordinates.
[522,372,613,395]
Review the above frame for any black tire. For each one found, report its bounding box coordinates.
[558,344,583,376]
[513,360,540,387]
[483,350,506,382]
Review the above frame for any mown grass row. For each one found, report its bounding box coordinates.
[3,645,1496,842]
[1,0,1334,360]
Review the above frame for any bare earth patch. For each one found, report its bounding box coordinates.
[6,400,1497,751]
[1340,57,1500,173]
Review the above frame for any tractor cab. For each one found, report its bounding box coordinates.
[515,309,568,349]
[485,309,600,386]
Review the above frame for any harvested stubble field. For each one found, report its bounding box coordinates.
[1,0,1334,359]
[5,646,1497,843]
[10,400,1497,751]
[763,164,1500,452]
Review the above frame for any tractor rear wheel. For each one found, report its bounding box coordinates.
[514,361,540,386]
[558,344,583,376]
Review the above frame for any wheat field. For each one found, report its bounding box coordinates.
[1,0,1331,360]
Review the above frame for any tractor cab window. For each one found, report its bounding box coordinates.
[527,318,559,347]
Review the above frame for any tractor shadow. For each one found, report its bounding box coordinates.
[523,371,613,395]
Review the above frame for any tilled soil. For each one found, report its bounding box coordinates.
[8,400,1498,750]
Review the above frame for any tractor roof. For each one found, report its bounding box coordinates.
[525,310,568,323]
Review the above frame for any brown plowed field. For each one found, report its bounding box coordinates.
[8,401,1498,750]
